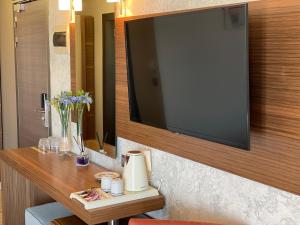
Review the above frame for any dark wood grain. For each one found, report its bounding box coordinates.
[70,23,78,124]
[1,160,54,225]
[81,16,96,140]
[0,148,164,225]
[51,215,90,225]
[116,0,300,195]
[15,0,49,146]
[70,23,76,94]
[51,215,141,225]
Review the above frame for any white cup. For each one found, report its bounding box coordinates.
[101,176,112,192]
[111,178,124,196]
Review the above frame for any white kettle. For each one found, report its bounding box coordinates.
[123,150,149,192]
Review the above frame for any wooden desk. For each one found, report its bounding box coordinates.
[0,148,164,225]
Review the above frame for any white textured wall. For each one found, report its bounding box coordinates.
[49,0,71,136]
[116,0,258,17]
[86,137,300,225]
[49,0,300,225]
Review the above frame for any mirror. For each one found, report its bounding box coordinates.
[70,0,116,158]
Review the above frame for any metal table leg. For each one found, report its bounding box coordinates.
[108,220,119,225]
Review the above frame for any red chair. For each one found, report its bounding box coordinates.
[129,219,223,225]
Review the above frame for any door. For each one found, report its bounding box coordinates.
[103,13,116,146]
[15,0,50,147]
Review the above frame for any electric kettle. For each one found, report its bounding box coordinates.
[123,150,149,192]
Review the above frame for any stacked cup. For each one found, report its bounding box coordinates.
[101,176,123,196]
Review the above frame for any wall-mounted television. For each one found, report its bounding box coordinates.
[125,4,250,150]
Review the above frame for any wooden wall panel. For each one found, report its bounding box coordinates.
[1,161,53,225]
[70,23,76,93]
[81,16,96,140]
[116,0,300,195]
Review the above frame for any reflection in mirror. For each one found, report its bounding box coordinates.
[70,0,116,158]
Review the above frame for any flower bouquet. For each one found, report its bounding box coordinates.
[51,91,75,153]
[72,90,93,143]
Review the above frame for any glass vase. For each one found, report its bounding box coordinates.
[76,106,85,145]
[76,149,89,167]
[59,108,71,153]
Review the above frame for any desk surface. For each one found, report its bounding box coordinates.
[0,148,164,225]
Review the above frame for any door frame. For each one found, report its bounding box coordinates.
[13,0,52,147]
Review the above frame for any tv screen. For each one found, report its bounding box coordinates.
[125,4,250,150]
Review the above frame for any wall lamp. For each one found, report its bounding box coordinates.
[59,0,125,17]
[59,0,82,11]
[58,0,82,23]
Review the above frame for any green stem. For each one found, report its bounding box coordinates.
[59,108,71,138]
[77,105,85,138]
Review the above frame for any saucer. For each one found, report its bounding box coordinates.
[111,192,124,197]
[94,172,120,181]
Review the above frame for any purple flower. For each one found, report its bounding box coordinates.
[70,96,79,103]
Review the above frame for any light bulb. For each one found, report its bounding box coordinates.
[58,0,70,10]
[73,0,82,11]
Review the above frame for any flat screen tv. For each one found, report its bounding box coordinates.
[125,4,250,150]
